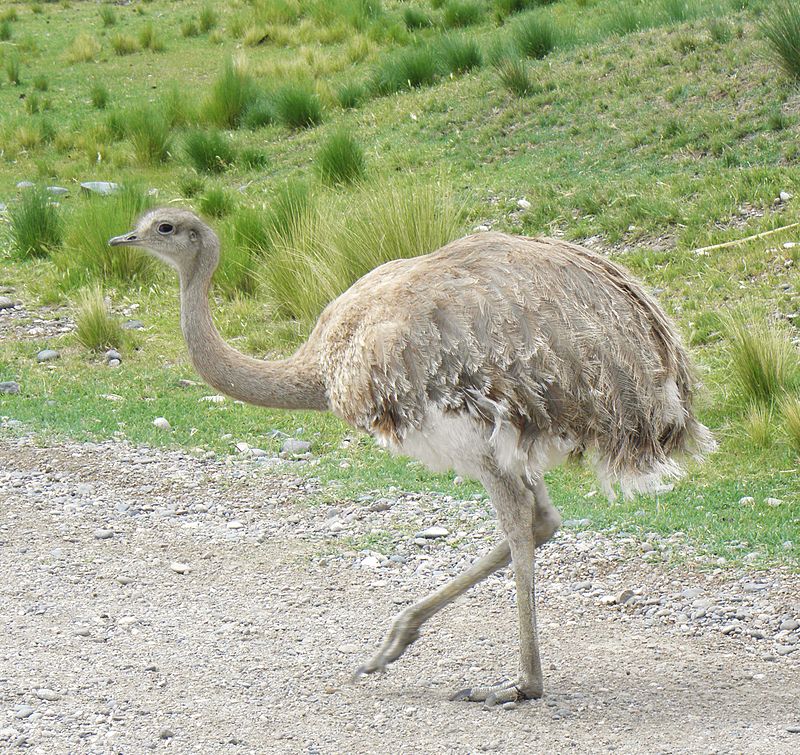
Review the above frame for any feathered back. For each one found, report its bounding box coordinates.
[313,233,714,495]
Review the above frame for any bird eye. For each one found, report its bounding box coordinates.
[157,223,174,235]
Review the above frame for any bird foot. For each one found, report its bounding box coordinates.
[352,610,421,680]
[450,678,542,707]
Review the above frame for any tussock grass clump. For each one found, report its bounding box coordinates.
[725,313,800,406]
[760,0,800,82]
[128,108,172,165]
[372,45,440,94]
[66,33,101,64]
[494,0,537,20]
[404,6,432,30]
[603,4,654,36]
[0,19,12,41]
[75,285,126,352]
[241,97,276,129]
[90,82,110,109]
[99,5,116,27]
[6,55,21,85]
[0,7,18,22]
[184,129,236,173]
[55,186,156,288]
[743,402,773,447]
[139,22,166,52]
[111,33,140,56]
[443,0,484,28]
[514,14,560,59]
[199,5,218,33]
[337,81,366,109]
[182,19,200,38]
[204,58,259,128]
[315,131,366,186]
[782,395,800,456]
[496,57,535,96]
[33,74,48,91]
[199,186,235,218]
[178,173,206,198]
[273,84,323,129]
[240,147,269,168]
[660,0,697,24]
[161,81,198,127]
[438,34,483,75]
[10,186,63,259]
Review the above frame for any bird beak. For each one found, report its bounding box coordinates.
[108,231,140,247]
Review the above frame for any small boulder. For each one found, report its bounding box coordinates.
[0,296,15,310]
[517,198,532,210]
[122,319,144,330]
[16,181,34,190]
[416,526,449,539]
[36,349,60,363]
[281,438,311,455]
[105,349,122,363]
[153,417,171,431]
[80,181,120,196]
[47,186,69,196]
[0,381,20,394]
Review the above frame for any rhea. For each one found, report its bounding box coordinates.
[110,208,713,704]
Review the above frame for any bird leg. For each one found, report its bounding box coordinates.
[451,467,543,705]
[355,478,559,687]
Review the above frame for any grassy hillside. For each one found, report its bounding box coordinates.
[0,0,798,568]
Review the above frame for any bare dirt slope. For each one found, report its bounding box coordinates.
[0,436,798,754]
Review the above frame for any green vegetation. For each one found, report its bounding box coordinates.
[0,0,798,569]
[9,187,63,259]
[74,285,126,351]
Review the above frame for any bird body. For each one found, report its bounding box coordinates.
[110,209,714,704]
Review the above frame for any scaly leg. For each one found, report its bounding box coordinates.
[355,477,559,685]
[451,466,543,704]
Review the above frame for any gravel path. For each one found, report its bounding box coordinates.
[0,434,798,754]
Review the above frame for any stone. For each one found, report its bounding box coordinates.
[0,296,15,309]
[108,359,121,368]
[416,526,449,539]
[16,181,34,189]
[617,589,635,605]
[764,497,782,507]
[564,518,591,527]
[80,181,120,196]
[94,528,113,540]
[122,319,144,330]
[780,191,793,202]
[105,349,121,362]
[35,688,60,701]
[281,438,311,455]
[14,706,34,720]
[0,381,20,394]
[786,724,800,733]
[153,417,171,431]
[738,496,755,506]
[780,619,799,632]
[517,198,531,210]
[776,645,797,656]
[337,643,359,654]
[36,349,60,363]
[473,224,491,232]
[227,520,244,529]
[159,728,175,740]
[361,555,380,569]
[170,562,191,574]
[0,728,19,742]
[46,186,69,196]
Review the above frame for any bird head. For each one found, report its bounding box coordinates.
[108,207,219,278]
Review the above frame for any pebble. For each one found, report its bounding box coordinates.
[122,319,144,330]
[153,417,171,431]
[780,191,793,202]
[159,728,175,740]
[0,381,20,394]
[105,349,121,362]
[47,186,69,196]
[337,643,359,654]
[282,438,311,455]
[473,224,491,232]
[361,555,380,568]
[0,728,19,742]
[36,349,60,363]
[738,496,754,506]
[94,528,113,540]
[14,706,34,720]
[35,688,60,701]
[80,181,120,195]
[616,589,635,605]
[170,562,191,574]
[416,526,449,539]
[764,497,782,507]
[517,198,531,210]
[786,724,800,733]
[0,296,15,310]
[108,358,121,368]
[780,619,799,632]
[227,520,244,529]
[16,181,34,189]
[116,575,134,585]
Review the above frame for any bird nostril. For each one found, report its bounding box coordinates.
[127,234,138,240]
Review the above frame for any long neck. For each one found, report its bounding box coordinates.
[179,272,328,411]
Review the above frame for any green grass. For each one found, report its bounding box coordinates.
[315,131,367,186]
[98,5,116,28]
[0,0,798,569]
[184,129,237,173]
[513,13,561,59]
[437,34,483,75]
[9,187,63,259]
[128,107,173,165]
[273,83,324,129]
[74,285,127,352]
[782,394,800,456]
[90,82,110,110]
[199,185,235,218]
[403,6,433,30]
[760,0,800,81]
[204,58,259,129]
[442,0,485,28]
[5,55,20,85]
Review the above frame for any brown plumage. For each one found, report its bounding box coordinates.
[110,208,714,705]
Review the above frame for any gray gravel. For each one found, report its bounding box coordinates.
[0,433,797,754]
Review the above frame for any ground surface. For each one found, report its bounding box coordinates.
[0,435,798,755]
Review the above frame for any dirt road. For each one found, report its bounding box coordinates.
[0,436,798,754]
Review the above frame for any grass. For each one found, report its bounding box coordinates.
[184,129,237,173]
[725,313,800,406]
[438,34,483,75]
[273,83,324,129]
[111,33,139,56]
[199,5,218,33]
[496,57,535,96]
[513,13,561,59]
[403,6,432,30]
[743,402,773,447]
[32,74,48,92]
[782,395,800,456]
[90,82,110,109]
[66,33,101,64]
[760,0,800,82]
[372,45,440,94]
[139,22,166,52]
[74,285,126,352]
[9,187,63,259]
[199,186,235,218]
[0,19,11,41]
[442,0,485,28]
[98,5,116,28]
[315,131,367,186]
[128,107,173,165]
[204,58,258,128]
[5,55,20,85]
[0,0,798,569]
